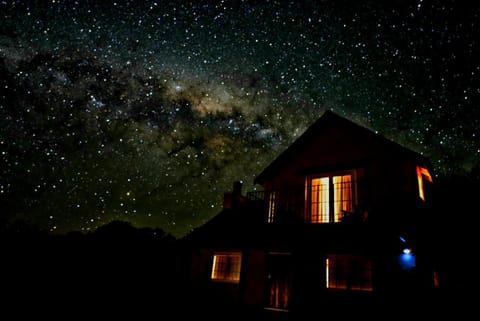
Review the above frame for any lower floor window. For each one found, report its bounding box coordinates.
[326,254,372,291]
[211,252,242,283]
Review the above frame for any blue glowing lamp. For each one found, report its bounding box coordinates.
[399,248,416,270]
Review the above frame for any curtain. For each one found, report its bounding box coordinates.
[333,175,352,222]
[310,177,329,222]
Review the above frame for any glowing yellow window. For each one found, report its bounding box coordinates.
[211,252,242,283]
[305,173,354,223]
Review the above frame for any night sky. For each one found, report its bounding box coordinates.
[1,1,479,238]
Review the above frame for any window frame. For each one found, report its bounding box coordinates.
[304,170,357,223]
[210,251,242,283]
[325,254,373,292]
[267,191,276,223]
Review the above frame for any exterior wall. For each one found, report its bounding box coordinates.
[190,248,211,291]
[291,249,326,310]
[208,279,242,305]
[268,123,393,189]
[242,249,267,306]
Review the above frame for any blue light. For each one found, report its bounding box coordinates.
[398,251,416,270]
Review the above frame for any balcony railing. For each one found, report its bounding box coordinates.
[246,180,368,224]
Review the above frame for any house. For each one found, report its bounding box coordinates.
[184,110,437,315]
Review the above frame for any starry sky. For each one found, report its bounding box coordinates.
[1,0,479,237]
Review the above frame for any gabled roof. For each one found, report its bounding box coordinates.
[254,110,429,185]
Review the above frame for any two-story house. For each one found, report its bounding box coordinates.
[185,110,436,315]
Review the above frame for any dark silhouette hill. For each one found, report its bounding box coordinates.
[1,220,188,317]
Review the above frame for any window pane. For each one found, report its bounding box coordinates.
[326,255,372,291]
[267,191,276,223]
[311,177,329,223]
[333,175,352,222]
[211,253,242,283]
[349,257,372,291]
[326,256,348,289]
[306,172,356,224]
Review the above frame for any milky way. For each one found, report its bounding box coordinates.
[1,1,479,237]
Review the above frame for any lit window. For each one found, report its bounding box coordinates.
[416,166,432,201]
[326,254,372,291]
[267,191,276,223]
[305,172,354,223]
[211,252,242,283]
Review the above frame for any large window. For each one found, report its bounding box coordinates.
[325,254,372,291]
[305,172,355,223]
[211,252,242,283]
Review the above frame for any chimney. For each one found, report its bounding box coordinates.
[232,181,242,196]
[223,181,244,209]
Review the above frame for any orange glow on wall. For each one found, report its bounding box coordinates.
[416,166,432,201]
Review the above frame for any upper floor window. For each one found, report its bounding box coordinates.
[304,171,355,223]
[267,191,276,223]
[416,166,432,201]
[326,254,372,291]
[211,252,242,283]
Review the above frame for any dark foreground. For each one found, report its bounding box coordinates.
[2,230,472,319]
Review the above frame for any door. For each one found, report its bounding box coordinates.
[265,253,293,311]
